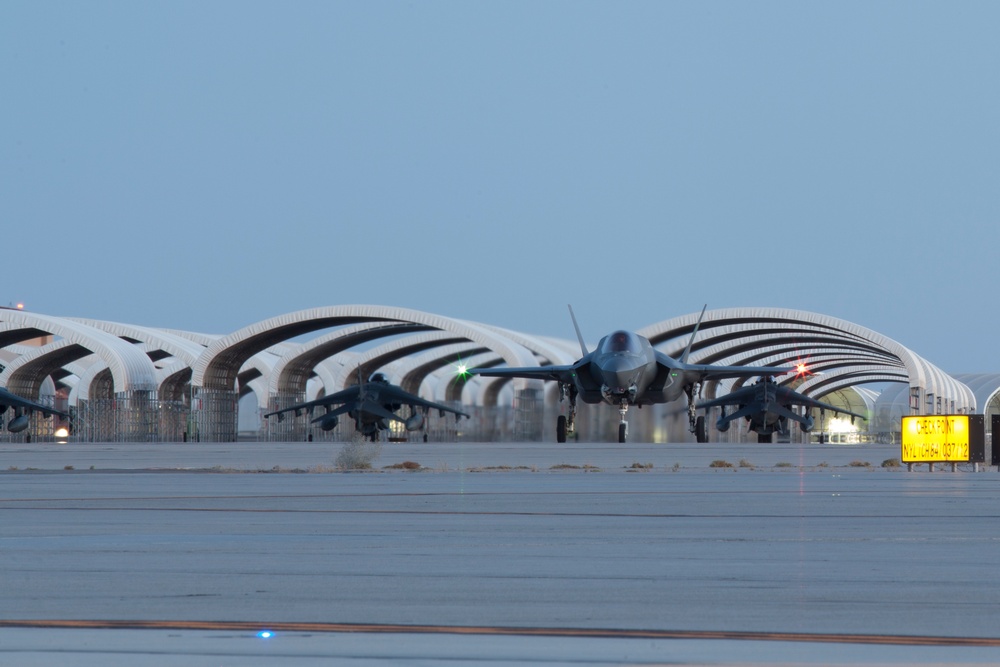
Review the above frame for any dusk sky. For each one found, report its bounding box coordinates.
[3,1,998,372]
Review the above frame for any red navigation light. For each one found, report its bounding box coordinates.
[792,357,816,377]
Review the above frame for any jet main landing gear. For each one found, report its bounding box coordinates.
[686,383,708,443]
[694,415,707,443]
[556,384,578,443]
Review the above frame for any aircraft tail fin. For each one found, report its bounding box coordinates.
[680,305,708,364]
[567,305,589,357]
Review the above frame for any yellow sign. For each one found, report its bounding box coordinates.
[901,415,970,462]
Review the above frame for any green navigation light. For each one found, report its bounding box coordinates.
[454,357,471,380]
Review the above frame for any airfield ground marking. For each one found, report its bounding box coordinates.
[2,620,1000,647]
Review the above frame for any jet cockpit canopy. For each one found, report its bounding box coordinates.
[600,331,642,354]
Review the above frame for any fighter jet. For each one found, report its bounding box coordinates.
[263,372,469,441]
[0,386,70,434]
[468,306,795,443]
[698,375,868,443]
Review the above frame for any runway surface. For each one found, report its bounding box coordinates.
[1,440,998,665]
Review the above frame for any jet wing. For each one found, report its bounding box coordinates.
[356,399,407,424]
[682,363,796,382]
[266,382,470,422]
[697,383,867,422]
[714,402,761,422]
[370,384,470,419]
[0,387,69,419]
[305,399,405,425]
[263,385,362,419]
[696,385,758,409]
[772,386,868,421]
[468,364,578,384]
[307,402,356,423]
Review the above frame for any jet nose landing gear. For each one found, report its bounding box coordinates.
[618,400,629,443]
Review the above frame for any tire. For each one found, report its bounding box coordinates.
[556,415,567,443]
[618,423,627,443]
[695,416,707,443]
[757,432,773,443]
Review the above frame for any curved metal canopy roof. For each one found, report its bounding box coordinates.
[0,310,158,394]
[191,305,539,393]
[639,307,974,412]
[0,306,976,421]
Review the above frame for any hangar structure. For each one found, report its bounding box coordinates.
[636,308,975,442]
[0,305,984,444]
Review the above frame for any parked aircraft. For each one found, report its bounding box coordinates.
[698,375,868,443]
[263,372,469,441]
[0,386,70,434]
[469,306,795,443]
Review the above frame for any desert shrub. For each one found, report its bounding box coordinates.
[775,462,793,468]
[848,460,871,467]
[335,435,382,470]
[709,459,734,468]
[738,459,754,468]
[881,458,901,468]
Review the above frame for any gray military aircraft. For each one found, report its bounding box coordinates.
[263,372,469,441]
[698,375,868,443]
[0,386,70,434]
[469,306,796,443]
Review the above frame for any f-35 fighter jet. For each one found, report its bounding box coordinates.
[470,306,795,443]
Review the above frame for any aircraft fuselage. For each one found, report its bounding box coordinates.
[576,331,670,406]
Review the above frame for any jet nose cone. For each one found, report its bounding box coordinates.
[598,356,643,391]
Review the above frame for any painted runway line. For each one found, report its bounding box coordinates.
[2,620,999,647]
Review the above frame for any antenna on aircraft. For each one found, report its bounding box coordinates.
[567,304,589,357]
[680,304,708,364]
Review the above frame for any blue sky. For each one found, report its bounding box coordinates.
[3,1,998,372]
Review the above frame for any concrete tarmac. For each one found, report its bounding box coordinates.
[1,439,998,665]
